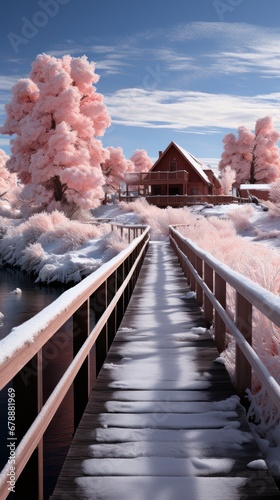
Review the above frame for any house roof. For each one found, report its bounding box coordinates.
[152,141,211,185]
[240,184,271,191]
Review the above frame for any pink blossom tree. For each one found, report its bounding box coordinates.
[0,53,111,216]
[219,126,254,185]
[253,116,280,183]
[129,149,153,195]
[219,165,236,195]
[219,117,280,186]
[101,146,134,201]
[0,149,17,198]
[130,149,153,173]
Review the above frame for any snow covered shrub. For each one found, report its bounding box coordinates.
[103,232,129,258]
[254,228,280,240]
[19,242,46,273]
[269,178,280,203]
[37,220,106,254]
[119,199,197,239]
[227,205,254,233]
[264,200,280,218]
[0,209,124,281]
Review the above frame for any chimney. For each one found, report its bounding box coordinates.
[159,151,163,158]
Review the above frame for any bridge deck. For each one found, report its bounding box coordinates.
[51,241,279,499]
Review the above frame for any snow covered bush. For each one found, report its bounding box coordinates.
[0,149,17,197]
[119,198,197,239]
[269,179,280,204]
[227,205,254,233]
[0,210,129,283]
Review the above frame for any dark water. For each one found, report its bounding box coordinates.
[0,266,75,499]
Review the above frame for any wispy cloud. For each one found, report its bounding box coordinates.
[0,76,22,90]
[104,88,280,132]
[46,21,280,89]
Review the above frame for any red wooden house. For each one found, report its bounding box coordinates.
[124,141,221,206]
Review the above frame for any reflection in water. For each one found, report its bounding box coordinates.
[0,266,74,498]
[0,266,66,340]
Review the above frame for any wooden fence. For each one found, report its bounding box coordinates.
[169,225,280,408]
[0,224,150,500]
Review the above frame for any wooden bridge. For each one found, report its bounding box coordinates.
[0,224,280,499]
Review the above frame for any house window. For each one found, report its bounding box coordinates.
[169,161,177,171]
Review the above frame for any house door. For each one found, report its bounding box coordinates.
[169,186,181,195]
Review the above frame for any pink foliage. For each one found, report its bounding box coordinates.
[219,166,236,194]
[219,126,254,185]
[269,179,280,203]
[219,116,280,186]
[102,147,134,194]
[227,205,254,232]
[0,53,111,214]
[0,149,17,196]
[130,149,153,173]
[254,116,280,183]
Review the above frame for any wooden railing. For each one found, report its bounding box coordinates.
[169,226,280,409]
[0,224,150,500]
[124,170,189,185]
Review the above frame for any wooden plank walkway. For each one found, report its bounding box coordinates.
[50,241,280,500]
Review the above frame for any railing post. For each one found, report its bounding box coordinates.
[204,262,213,327]
[13,351,44,499]
[189,248,196,291]
[184,241,190,283]
[214,273,226,353]
[235,292,252,398]
[116,262,125,329]
[107,271,117,347]
[94,281,108,376]
[196,255,203,306]
[73,298,90,429]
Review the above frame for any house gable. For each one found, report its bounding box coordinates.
[151,142,211,187]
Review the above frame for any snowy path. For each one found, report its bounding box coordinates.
[51,241,279,500]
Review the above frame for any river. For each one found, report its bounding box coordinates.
[0,266,76,498]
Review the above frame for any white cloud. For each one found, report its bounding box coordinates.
[104,88,280,132]
[0,138,11,146]
[0,76,21,91]
[45,21,280,84]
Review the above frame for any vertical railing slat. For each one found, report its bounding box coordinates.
[73,298,90,430]
[204,262,213,327]
[94,281,108,376]
[13,351,43,499]
[214,273,226,353]
[196,255,203,306]
[235,292,252,398]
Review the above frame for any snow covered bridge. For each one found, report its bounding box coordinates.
[1,225,280,499]
[50,240,280,500]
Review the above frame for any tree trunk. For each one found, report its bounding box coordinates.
[249,146,256,184]
[44,175,65,202]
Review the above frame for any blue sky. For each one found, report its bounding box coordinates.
[1,0,280,170]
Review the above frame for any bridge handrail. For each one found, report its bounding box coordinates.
[0,225,150,499]
[169,225,280,412]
